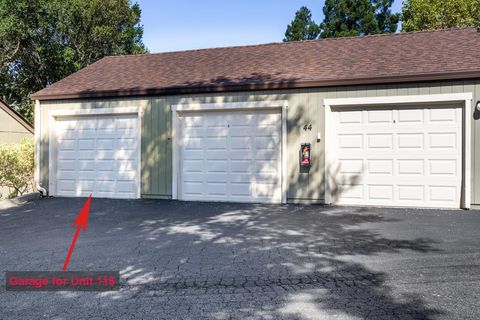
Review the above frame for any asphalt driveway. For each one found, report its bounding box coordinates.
[0,197,479,320]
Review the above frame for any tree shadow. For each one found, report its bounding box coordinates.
[91,201,444,319]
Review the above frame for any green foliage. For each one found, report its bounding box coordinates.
[320,0,399,38]
[373,0,401,33]
[402,0,480,31]
[0,0,147,122]
[284,6,320,42]
[0,139,35,199]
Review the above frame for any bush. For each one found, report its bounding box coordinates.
[0,139,34,199]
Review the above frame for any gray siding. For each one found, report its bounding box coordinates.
[38,80,480,204]
[0,108,33,143]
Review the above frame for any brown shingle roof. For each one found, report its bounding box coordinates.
[32,27,480,100]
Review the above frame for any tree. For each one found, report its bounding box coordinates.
[402,0,480,32]
[320,0,399,38]
[373,0,401,33]
[0,0,147,123]
[284,6,320,41]
[0,139,34,199]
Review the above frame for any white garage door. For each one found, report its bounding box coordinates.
[53,114,140,199]
[331,105,462,208]
[180,110,282,203]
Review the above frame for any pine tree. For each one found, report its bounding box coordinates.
[284,6,320,42]
[320,0,399,38]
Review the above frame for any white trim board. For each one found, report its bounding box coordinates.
[171,100,288,204]
[324,93,472,209]
[172,100,288,112]
[324,93,472,107]
[48,107,142,199]
[48,107,141,117]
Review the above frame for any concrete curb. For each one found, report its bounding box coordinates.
[0,192,41,210]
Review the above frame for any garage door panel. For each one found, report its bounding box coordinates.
[367,185,393,201]
[338,184,363,201]
[332,105,462,208]
[205,182,228,196]
[76,180,95,191]
[206,160,227,173]
[95,181,115,192]
[58,180,76,192]
[182,150,204,160]
[57,171,78,180]
[77,151,96,160]
[428,108,458,123]
[398,185,425,201]
[58,160,75,171]
[255,150,278,160]
[254,126,280,137]
[95,139,114,150]
[367,159,392,175]
[96,160,115,171]
[180,110,282,203]
[255,137,278,150]
[337,159,363,174]
[77,160,94,171]
[229,127,252,137]
[428,133,457,149]
[206,127,228,137]
[58,150,77,160]
[397,159,424,175]
[58,139,75,150]
[117,181,136,193]
[183,159,204,173]
[94,171,119,180]
[367,134,393,149]
[231,160,252,173]
[117,160,137,172]
[75,171,98,180]
[183,138,203,150]
[76,139,94,150]
[397,109,423,123]
[115,149,137,160]
[206,137,227,150]
[338,110,363,124]
[204,173,229,182]
[95,150,115,160]
[397,133,424,149]
[338,134,363,149]
[183,181,204,195]
[230,183,251,197]
[367,110,393,124]
[254,182,279,198]
[231,137,252,149]
[183,128,205,139]
[229,150,252,161]
[429,159,458,175]
[429,186,458,202]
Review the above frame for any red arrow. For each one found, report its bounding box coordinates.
[62,194,92,271]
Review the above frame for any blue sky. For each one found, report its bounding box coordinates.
[136,0,403,53]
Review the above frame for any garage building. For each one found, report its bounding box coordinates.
[32,28,480,209]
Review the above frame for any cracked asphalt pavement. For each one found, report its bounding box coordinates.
[1,197,479,319]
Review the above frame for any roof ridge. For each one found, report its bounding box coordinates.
[107,27,478,58]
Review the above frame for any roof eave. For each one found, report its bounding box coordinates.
[31,70,480,101]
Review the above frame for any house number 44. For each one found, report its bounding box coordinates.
[303,124,312,131]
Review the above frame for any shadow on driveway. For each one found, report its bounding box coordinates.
[1,198,478,319]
